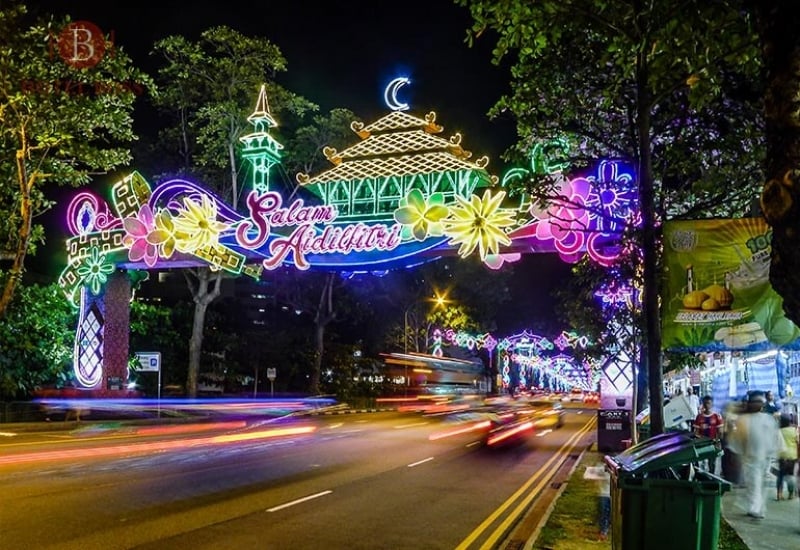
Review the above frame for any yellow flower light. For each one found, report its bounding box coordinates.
[171,195,229,253]
[443,189,516,261]
[394,189,449,241]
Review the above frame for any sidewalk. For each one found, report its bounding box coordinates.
[722,482,800,549]
[528,443,800,550]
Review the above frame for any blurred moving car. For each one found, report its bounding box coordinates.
[484,397,565,446]
[429,395,566,447]
[528,398,566,430]
[563,388,585,402]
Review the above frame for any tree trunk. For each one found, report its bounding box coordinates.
[0,127,36,320]
[637,51,666,435]
[753,1,800,327]
[311,321,324,395]
[310,273,336,395]
[184,267,223,398]
[229,141,238,209]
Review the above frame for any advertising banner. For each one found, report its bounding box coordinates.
[662,218,800,351]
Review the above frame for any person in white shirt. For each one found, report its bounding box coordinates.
[686,386,700,415]
[729,391,781,519]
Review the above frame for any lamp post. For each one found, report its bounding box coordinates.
[402,293,448,394]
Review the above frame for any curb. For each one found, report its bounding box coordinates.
[523,439,596,550]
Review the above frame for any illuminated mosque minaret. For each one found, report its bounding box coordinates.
[239,84,283,195]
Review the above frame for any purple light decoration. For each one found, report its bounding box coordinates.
[507,160,636,267]
[66,192,122,236]
[594,281,637,310]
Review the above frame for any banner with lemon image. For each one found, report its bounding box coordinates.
[662,218,800,351]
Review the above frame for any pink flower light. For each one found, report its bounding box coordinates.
[123,205,159,267]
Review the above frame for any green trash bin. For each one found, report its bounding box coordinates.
[604,431,731,550]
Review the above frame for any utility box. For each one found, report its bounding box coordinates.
[597,409,632,452]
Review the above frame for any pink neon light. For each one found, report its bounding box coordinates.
[66,192,122,236]
[261,222,402,270]
[122,205,159,267]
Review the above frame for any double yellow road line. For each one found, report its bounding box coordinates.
[456,415,598,550]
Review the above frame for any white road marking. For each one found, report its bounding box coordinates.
[408,457,434,468]
[328,423,343,429]
[395,422,429,429]
[535,429,553,437]
[466,441,482,447]
[0,432,17,437]
[266,490,333,512]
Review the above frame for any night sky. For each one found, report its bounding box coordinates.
[24,0,573,334]
[28,0,516,157]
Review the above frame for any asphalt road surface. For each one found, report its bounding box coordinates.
[0,406,596,550]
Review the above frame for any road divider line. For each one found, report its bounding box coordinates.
[478,418,597,549]
[408,457,434,468]
[394,422,429,429]
[455,416,597,550]
[266,490,332,512]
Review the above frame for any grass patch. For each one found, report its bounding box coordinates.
[532,448,749,550]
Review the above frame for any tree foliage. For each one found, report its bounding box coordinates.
[149,26,317,397]
[457,0,762,431]
[128,299,192,395]
[0,282,76,398]
[749,1,800,327]
[0,4,151,318]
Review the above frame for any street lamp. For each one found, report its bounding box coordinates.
[402,292,449,393]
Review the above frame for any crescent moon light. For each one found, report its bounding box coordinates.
[384,77,410,111]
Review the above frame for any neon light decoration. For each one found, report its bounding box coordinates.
[62,83,638,301]
[433,327,598,392]
[59,81,639,388]
[499,140,637,268]
[384,77,410,112]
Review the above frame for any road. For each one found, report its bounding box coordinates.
[0,405,596,549]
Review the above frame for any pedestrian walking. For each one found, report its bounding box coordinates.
[776,414,798,500]
[728,391,781,519]
[764,390,781,417]
[686,386,700,416]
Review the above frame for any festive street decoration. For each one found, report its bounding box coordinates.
[432,327,598,392]
[59,82,639,389]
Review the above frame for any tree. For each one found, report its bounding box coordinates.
[0,4,150,318]
[457,0,762,433]
[0,282,76,398]
[129,299,192,395]
[282,108,362,186]
[751,2,800,327]
[150,26,316,397]
[261,268,342,395]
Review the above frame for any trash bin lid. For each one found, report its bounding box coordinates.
[607,431,718,474]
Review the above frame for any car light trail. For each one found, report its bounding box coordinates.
[486,421,534,446]
[428,420,491,441]
[0,425,316,466]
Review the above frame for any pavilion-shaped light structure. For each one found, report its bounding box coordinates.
[297,110,493,225]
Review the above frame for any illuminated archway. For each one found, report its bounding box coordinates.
[59,83,637,392]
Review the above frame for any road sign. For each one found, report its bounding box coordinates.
[135,352,161,372]
[267,368,277,381]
